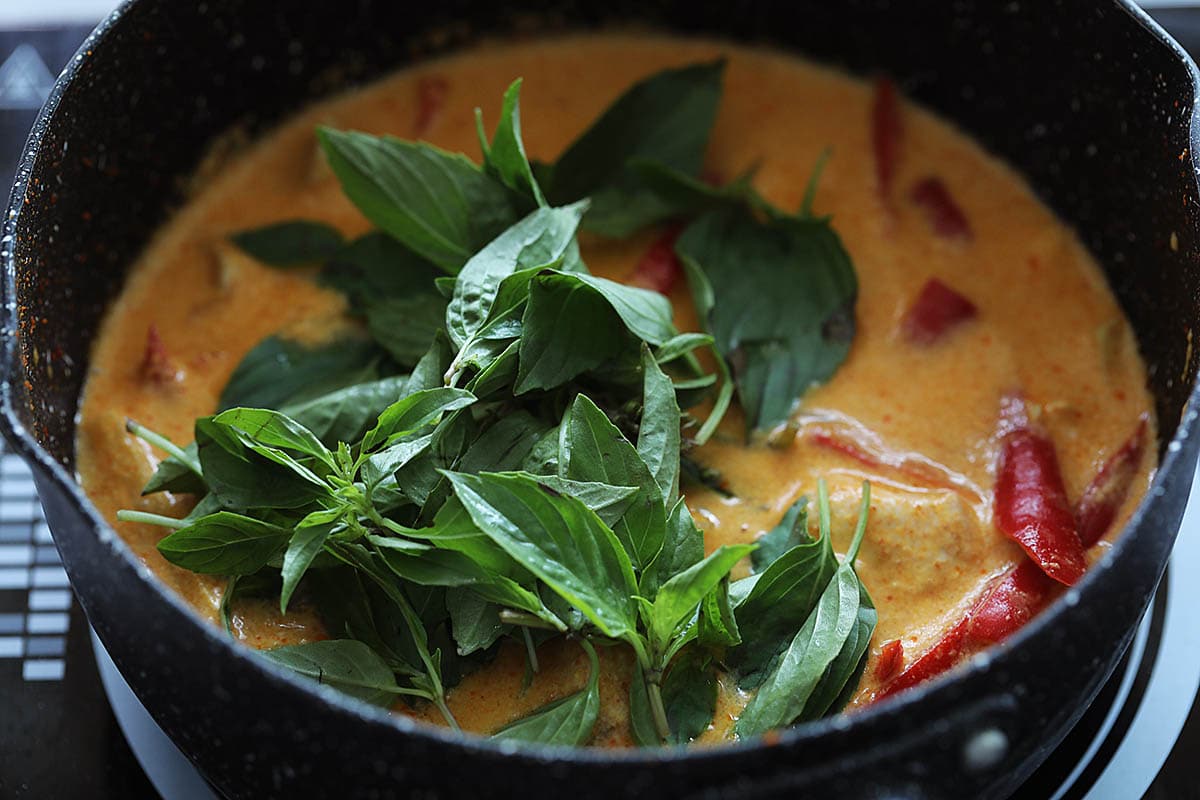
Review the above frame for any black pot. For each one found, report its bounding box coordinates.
[3,1,1199,798]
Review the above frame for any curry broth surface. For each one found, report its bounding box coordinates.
[75,35,1157,745]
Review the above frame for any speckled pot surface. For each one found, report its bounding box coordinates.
[3,1,1200,798]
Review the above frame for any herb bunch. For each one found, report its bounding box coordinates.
[119,62,873,746]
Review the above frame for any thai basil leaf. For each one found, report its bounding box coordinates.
[539,61,724,237]
[157,511,291,575]
[219,335,382,412]
[637,347,681,505]
[260,639,410,706]
[362,433,436,490]
[195,417,324,510]
[697,578,741,648]
[492,640,600,746]
[213,407,335,470]
[457,412,549,476]
[280,375,409,448]
[361,388,476,452]
[648,544,754,649]
[445,471,638,640]
[515,273,634,394]
[751,497,810,572]
[569,273,675,345]
[531,476,639,528]
[661,651,718,745]
[478,79,545,207]
[558,394,666,570]
[799,583,875,720]
[366,295,449,366]
[409,330,453,392]
[734,565,866,737]
[405,496,523,578]
[143,441,205,495]
[639,498,704,599]
[231,219,345,267]
[280,508,341,612]
[317,128,519,272]
[446,589,506,656]
[321,232,442,307]
[675,207,857,431]
[445,201,588,350]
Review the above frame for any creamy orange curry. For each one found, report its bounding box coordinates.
[75,35,1156,746]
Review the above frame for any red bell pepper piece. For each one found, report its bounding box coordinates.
[628,225,684,295]
[873,639,905,683]
[413,75,449,137]
[910,177,972,240]
[1075,415,1149,548]
[872,77,902,202]
[900,278,978,345]
[993,395,1087,586]
[877,416,1149,700]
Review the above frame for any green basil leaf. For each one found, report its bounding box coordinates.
[260,639,409,706]
[280,376,408,448]
[306,568,423,676]
[540,61,724,237]
[321,232,442,307]
[405,496,523,578]
[445,590,506,656]
[697,578,741,647]
[632,160,760,219]
[639,498,704,599]
[637,347,681,505]
[366,295,449,366]
[733,564,865,737]
[445,202,587,349]
[751,497,811,572]
[628,662,662,747]
[676,207,857,431]
[568,273,676,346]
[558,394,666,570]
[195,417,324,510]
[362,433,436,489]
[661,651,718,745]
[362,388,476,452]
[530,475,639,528]
[492,639,600,746]
[798,582,875,720]
[515,273,633,394]
[213,407,335,469]
[368,533,559,628]
[478,79,546,207]
[445,470,638,640]
[317,128,520,272]
[649,544,753,649]
[142,441,205,495]
[231,219,345,267]
[219,335,382,412]
[654,332,714,366]
[409,330,454,392]
[457,412,549,476]
[280,509,341,612]
[157,511,291,575]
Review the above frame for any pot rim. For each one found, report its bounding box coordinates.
[1,0,1198,769]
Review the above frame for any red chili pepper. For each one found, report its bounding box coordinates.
[910,177,972,240]
[900,278,978,345]
[628,225,684,295]
[413,75,449,137]
[1075,415,1149,548]
[993,395,1087,586]
[878,415,1150,699]
[872,77,902,202]
[875,620,969,699]
[873,639,905,683]
[139,324,178,385]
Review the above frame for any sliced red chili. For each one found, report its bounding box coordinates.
[873,639,905,683]
[872,76,902,202]
[414,75,449,138]
[910,177,972,241]
[875,620,968,699]
[628,224,684,295]
[139,324,178,385]
[993,395,1087,586]
[900,278,978,345]
[1075,415,1149,548]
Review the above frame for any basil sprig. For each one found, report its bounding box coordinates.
[119,66,873,746]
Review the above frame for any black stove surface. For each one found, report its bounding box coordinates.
[2,10,1200,800]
